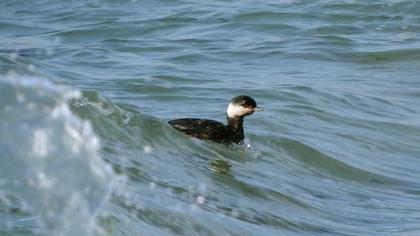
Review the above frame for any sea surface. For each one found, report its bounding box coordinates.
[1,0,420,235]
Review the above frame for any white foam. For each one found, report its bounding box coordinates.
[32,129,50,158]
[0,75,115,236]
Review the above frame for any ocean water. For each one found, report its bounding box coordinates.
[1,0,420,235]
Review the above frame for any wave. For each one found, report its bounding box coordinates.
[0,76,115,236]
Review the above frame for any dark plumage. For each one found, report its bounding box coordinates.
[168,95,262,144]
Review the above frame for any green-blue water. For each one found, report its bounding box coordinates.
[1,0,420,235]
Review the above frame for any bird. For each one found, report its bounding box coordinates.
[168,95,262,144]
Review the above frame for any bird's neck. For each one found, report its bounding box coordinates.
[226,115,244,142]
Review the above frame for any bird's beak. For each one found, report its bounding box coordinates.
[253,107,264,112]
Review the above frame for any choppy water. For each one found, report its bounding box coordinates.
[1,0,420,235]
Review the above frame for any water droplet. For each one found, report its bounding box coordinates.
[143,145,153,154]
[196,196,205,204]
[28,64,36,71]
[32,129,49,157]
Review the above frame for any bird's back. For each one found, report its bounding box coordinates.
[168,118,232,143]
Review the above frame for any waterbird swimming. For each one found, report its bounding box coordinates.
[168,95,263,144]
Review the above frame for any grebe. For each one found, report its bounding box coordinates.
[168,95,262,144]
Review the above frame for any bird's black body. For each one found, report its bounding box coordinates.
[168,116,244,144]
[168,95,261,144]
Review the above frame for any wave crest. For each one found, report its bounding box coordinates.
[0,76,114,235]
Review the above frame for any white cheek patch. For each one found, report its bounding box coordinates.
[227,103,250,118]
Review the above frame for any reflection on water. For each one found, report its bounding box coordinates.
[209,159,232,176]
